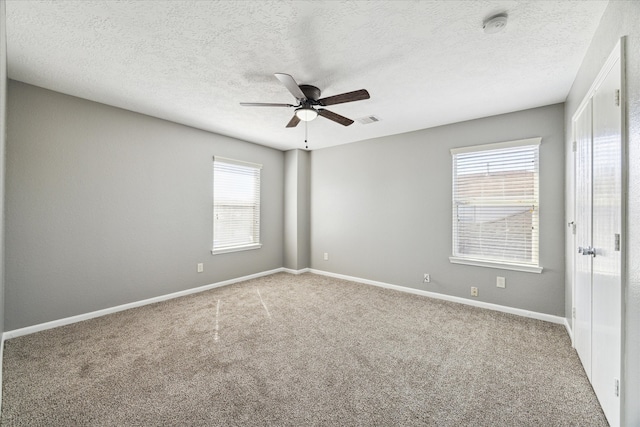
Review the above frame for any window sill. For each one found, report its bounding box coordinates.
[212,243,262,255]
[449,256,543,273]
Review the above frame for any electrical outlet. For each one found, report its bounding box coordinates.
[497,276,506,288]
[471,287,478,297]
[197,263,204,273]
[324,252,329,261]
[423,273,430,283]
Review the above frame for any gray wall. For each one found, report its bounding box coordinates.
[563,1,640,424]
[310,104,565,316]
[283,149,310,270]
[284,150,298,269]
[6,81,284,330]
[297,150,310,269]
[0,0,6,335]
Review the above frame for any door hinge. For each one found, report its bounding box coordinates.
[615,89,620,106]
[568,221,576,235]
[615,378,620,397]
[615,233,621,251]
[572,140,577,152]
[572,307,576,319]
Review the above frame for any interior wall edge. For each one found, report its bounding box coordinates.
[0,0,8,411]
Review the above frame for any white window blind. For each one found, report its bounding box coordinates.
[450,138,541,271]
[212,157,262,254]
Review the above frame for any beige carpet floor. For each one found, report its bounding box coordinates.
[1,273,607,426]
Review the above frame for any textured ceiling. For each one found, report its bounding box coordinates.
[5,0,608,151]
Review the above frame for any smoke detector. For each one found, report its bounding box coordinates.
[483,13,508,34]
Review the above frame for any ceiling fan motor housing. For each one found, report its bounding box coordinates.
[299,85,321,102]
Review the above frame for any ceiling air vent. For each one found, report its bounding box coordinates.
[357,115,381,124]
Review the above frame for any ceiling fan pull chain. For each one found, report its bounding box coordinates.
[305,120,309,150]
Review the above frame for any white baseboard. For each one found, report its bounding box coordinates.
[308,269,565,325]
[3,267,286,340]
[0,265,567,414]
[281,267,310,275]
[2,266,566,342]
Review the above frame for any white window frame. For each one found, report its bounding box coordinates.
[212,156,262,255]
[449,138,543,273]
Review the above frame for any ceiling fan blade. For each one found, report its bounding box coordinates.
[318,89,370,106]
[317,109,354,126]
[286,114,301,128]
[274,73,307,100]
[240,102,294,107]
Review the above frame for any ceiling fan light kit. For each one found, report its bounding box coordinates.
[295,107,318,122]
[240,73,370,128]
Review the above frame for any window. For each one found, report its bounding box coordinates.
[449,138,542,273]
[212,157,262,254]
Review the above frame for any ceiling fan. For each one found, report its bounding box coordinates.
[240,73,370,128]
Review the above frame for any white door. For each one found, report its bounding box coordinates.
[591,54,622,427]
[574,99,592,379]
[573,43,622,427]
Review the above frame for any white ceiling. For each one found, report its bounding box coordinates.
[5,0,608,151]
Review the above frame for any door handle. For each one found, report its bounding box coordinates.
[578,246,596,257]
